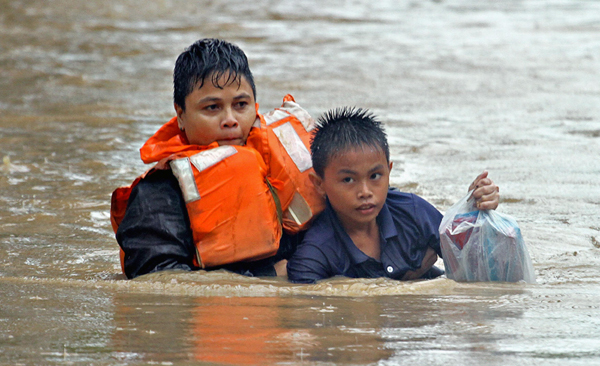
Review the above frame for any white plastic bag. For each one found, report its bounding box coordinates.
[439,191,536,283]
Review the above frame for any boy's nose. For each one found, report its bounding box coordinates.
[357,182,373,199]
[221,109,239,129]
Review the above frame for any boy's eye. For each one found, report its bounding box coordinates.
[236,101,248,108]
[205,104,219,111]
[342,177,354,183]
[371,173,382,180]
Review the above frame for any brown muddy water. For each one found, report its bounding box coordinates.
[1,0,599,365]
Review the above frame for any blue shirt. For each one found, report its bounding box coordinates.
[287,188,443,283]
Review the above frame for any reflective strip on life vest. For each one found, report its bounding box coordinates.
[248,95,325,234]
[189,145,238,172]
[170,146,239,204]
[264,98,316,132]
[272,122,312,173]
[263,109,289,126]
[170,158,200,203]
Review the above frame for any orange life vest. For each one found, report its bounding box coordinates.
[168,143,282,268]
[247,95,325,233]
[111,96,324,273]
[111,118,282,271]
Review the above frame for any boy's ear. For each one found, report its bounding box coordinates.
[174,103,185,130]
[389,161,393,172]
[309,172,326,197]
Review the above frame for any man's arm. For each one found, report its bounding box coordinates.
[116,169,198,279]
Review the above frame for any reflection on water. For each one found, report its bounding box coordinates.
[3,272,599,364]
[1,0,600,364]
[111,293,395,365]
[109,282,531,365]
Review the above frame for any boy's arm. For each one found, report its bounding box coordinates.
[286,241,332,284]
[402,193,444,280]
[401,247,438,280]
[116,169,198,279]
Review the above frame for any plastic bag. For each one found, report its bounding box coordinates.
[439,191,536,283]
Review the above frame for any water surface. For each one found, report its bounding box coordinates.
[1,0,599,364]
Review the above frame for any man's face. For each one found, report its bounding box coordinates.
[175,74,256,146]
[312,146,392,232]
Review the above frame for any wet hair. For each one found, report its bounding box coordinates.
[311,107,389,177]
[173,38,256,111]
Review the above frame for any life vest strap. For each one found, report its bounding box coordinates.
[265,178,283,226]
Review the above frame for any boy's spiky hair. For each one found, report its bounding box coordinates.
[311,107,389,177]
[173,38,256,110]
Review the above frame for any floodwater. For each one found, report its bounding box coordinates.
[1,0,599,364]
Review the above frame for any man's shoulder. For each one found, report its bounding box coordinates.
[385,188,441,222]
[387,188,422,209]
[133,169,178,194]
[127,169,185,213]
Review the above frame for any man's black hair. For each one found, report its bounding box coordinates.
[173,38,256,110]
[311,107,390,177]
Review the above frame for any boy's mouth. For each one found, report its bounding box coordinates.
[218,137,244,146]
[356,203,376,215]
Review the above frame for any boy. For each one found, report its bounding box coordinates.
[286,107,499,283]
[111,38,315,279]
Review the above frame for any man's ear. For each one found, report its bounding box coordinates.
[309,172,326,197]
[389,160,393,172]
[174,103,185,130]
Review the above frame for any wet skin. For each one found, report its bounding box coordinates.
[310,146,392,260]
[175,74,257,147]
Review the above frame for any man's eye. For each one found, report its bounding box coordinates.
[371,173,382,180]
[205,104,218,111]
[236,101,248,108]
[342,177,353,183]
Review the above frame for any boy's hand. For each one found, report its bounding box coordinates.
[401,247,438,280]
[468,170,500,210]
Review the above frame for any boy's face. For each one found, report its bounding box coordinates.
[310,146,392,232]
[175,74,256,146]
